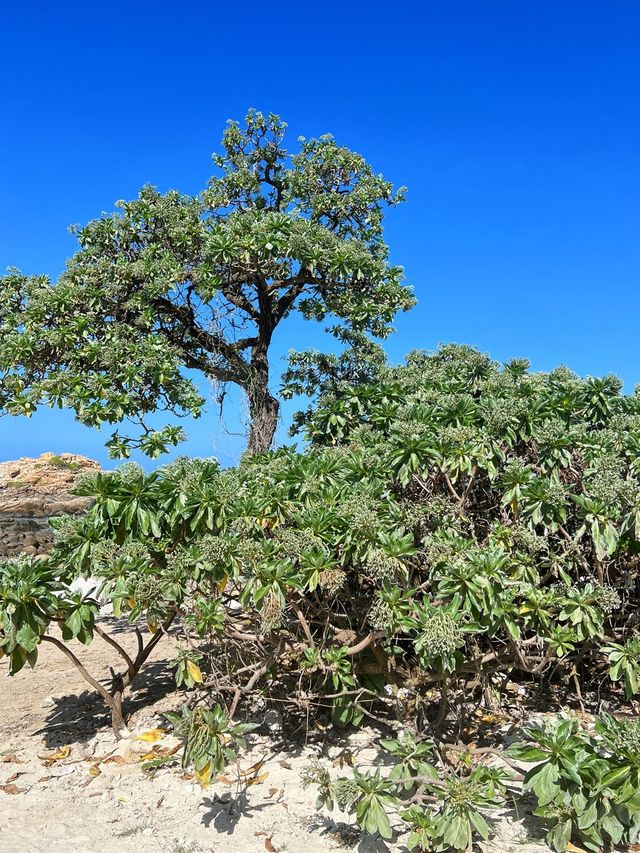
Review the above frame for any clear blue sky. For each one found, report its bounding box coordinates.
[1,1,638,468]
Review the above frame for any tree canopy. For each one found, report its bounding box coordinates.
[0,110,413,456]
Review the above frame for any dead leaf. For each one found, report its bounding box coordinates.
[1,754,26,765]
[216,774,233,785]
[265,839,278,852]
[332,751,355,768]
[88,763,102,777]
[254,831,268,837]
[156,796,165,809]
[140,749,163,762]
[38,745,71,765]
[5,772,24,783]
[186,660,203,684]
[246,771,269,787]
[38,775,55,783]
[268,787,285,801]
[158,743,182,756]
[101,755,126,765]
[240,760,265,778]
[133,728,165,743]
[278,760,292,770]
[0,783,23,794]
[478,712,510,725]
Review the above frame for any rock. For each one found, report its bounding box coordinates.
[264,708,283,735]
[0,453,100,557]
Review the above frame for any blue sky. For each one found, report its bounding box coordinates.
[1,1,638,468]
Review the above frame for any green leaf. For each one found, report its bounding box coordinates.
[442,814,471,851]
[507,744,549,762]
[548,818,572,852]
[600,765,631,789]
[469,808,490,840]
[577,799,598,830]
[525,761,560,805]
[601,813,624,844]
[357,795,393,839]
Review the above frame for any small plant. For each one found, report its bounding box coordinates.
[165,704,256,787]
[405,766,506,851]
[379,731,437,789]
[602,635,640,698]
[303,734,507,849]
[508,714,640,851]
[1,479,26,488]
[301,645,365,727]
[45,455,82,471]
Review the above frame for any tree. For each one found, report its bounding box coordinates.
[0,110,414,457]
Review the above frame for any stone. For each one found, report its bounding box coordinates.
[264,708,283,734]
[0,453,100,557]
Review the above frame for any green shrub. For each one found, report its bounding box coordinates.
[508,714,640,851]
[303,732,509,849]
[2,343,640,849]
[166,704,256,787]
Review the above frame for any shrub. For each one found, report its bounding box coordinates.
[508,714,640,851]
[304,713,640,851]
[302,732,509,849]
[2,343,640,848]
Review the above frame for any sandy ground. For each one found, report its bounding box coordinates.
[0,619,550,853]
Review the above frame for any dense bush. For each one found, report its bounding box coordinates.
[2,342,640,850]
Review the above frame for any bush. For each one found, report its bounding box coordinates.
[303,713,640,851]
[302,734,509,850]
[508,714,640,851]
[2,343,640,849]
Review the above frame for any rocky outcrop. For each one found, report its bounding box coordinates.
[0,453,100,557]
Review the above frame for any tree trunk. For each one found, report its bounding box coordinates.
[247,389,280,454]
[109,671,128,739]
[110,690,126,738]
[246,349,279,454]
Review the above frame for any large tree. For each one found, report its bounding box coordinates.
[0,111,413,457]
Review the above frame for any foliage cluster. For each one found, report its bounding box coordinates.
[304,713,640,851]
[2,343,640,850]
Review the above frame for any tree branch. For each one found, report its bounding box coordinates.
[42,635,113,706]
[94,625,135,676]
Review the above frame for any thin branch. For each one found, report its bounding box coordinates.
[228,643,282,719]
[134,627,144,658]
[94,625,135,675]
[292,603,315,648]
[42,635,113,706]
[443,473,462,503]
[345,632,383,656]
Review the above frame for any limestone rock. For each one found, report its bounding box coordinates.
[0,452,100,557]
